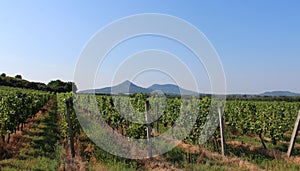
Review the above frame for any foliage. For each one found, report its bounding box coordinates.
[56,92,81,138]
[14,74,22,79]
[225,100,300,146]
[0,76,48,91]
[0,73,77,92]
[47,80,77,93]
[67,93,300,150]
[0,86,52,143]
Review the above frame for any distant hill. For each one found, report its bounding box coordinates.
[80,80,149,94]
[103,80,150,94]
[148,84,197,95]
[260,91,300,97]
[80,80,199,95]
[80,81,300,97]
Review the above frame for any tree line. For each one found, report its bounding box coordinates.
[0,73,76,93]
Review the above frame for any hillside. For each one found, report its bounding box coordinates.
[0,74,48,91]
[0,73,75,92]
[260,91,300,96]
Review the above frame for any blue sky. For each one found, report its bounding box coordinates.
[0,1,299,94]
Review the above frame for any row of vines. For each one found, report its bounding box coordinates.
[60,93,300,152]
[225,101,300,148]
[0,86,52,143]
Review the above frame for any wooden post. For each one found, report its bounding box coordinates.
[66,99,75,158]
[156,101,159,134]
[287,110,300,157]
[145,100,152,159]
[218,107,226,156]
[126,99,130,127]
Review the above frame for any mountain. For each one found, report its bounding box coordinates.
[260,91,300,97]
[80,80,199,95]
[81,80,150,94]
[148,84,198,95]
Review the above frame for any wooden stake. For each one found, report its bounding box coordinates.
[145,100,152,159]
[287,110,300,157]
[67,99,75,158]
[218,107,226,156]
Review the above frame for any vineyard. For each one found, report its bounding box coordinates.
[1,86,300,170]
[0,86,52,144]
[72,94,300,145]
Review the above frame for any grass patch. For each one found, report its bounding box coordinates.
[225,139,300,171]
[162,146,249,171]
[82,142,139,171]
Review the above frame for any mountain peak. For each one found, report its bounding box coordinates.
[117,80,134,87]
[121,80,132,84]
[110,80,148,94]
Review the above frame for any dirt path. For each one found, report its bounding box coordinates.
[59,140,88,171]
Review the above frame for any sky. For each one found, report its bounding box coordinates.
[0,1,299,94]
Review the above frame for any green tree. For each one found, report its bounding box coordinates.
[47,80,77,93]
[15,75,22,79]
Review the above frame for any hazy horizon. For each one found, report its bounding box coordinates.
[79,79,300,95]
